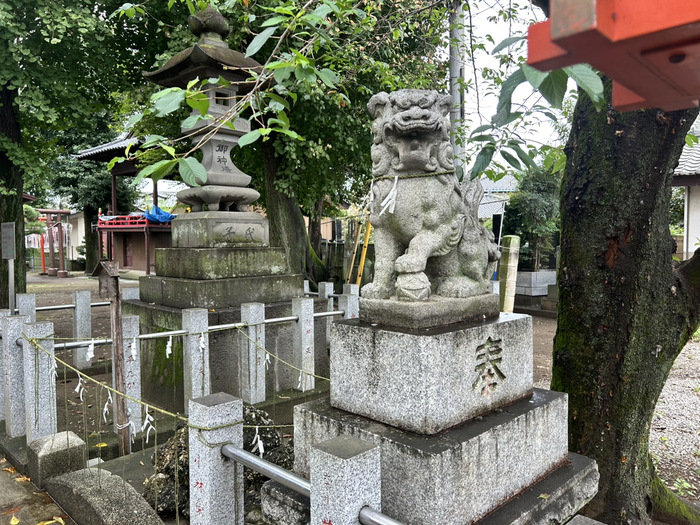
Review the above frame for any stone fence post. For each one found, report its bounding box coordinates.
[0,309,10,421]
[73,290,92,369]
[343,283,359,296]
[498,235,520,313]
[292,298,314,392]
[17,293,36,323]
[22,321,57,443]
[183,309,211,415]
[310,435,381,525]
[115,315,142,433]
[339,293,359,320]
[2,315,28,437]
[188,393,243,525]
[318,282,334,346]
[239,303,265,404]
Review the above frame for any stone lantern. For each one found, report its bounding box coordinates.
[144,6,268,245]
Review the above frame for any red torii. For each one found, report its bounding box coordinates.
[527,0,700,111]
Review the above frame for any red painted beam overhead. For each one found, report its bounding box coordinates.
[527,0,700,111]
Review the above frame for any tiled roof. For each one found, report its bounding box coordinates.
[676,143,700,176]
[74,136,138,160]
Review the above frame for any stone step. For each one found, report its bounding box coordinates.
[330,313,533,434]
[262,452,597,525]
[294,388,569,524]
[139,273,303,309]
[154,246,290,280]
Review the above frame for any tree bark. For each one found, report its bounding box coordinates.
[261,138,310,277]
[0,86,25,308]
[83,209,99,274]
[552,80,700,524]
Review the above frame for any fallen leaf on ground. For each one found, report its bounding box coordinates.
[538,493,550,500]
[10,515,19,524]
[14,475,30,482]
[2,507,21,515]
[3,466,16,474]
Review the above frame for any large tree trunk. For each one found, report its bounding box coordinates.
[261,138,310,277]
[552,80,700,524]
[0,86,26,308]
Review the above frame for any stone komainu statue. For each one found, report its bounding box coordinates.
[361,89,500,301]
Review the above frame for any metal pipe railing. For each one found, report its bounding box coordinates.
[13,301,111,314]
[221,445,310,497]
[220,445,404,525]
[359,507,405,525]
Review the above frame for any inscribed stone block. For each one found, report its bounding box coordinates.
[293,298,315,392]
[119,315,142,431]
[22,322,57,442]
[295,389,569,525]
[27,430,85,488]
[310,436,381,525]
[171,211,269,248]
[330,313,533,434]
[189,393,243,525]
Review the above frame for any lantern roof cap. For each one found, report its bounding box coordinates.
[143,7,262,90]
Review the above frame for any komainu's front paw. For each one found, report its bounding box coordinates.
[396,272,431,301]
[361,281,394,299]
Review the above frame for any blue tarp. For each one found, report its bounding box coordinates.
[143,206,176,224]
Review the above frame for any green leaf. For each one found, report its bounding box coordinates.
[261,15,288,27]
[500,149,521,170]
[107,156,125,170]
[538,69,569,109]
[126,112,143,129]
[238,129,262,147]
[273,66,294,84]
[178,157,207,186]
[563,64,604,109]
[137,159,177,184]
[182,114,209,129]
[152,88,185,116]
[470,134,496,142]
[246,27,277,58]
[267,92,290,111]
[276,128,303,140]
[471,124,493,135]
[162,144,176,158]
[316,68,337,88]
[186,91,209,115]
[509,143,538,170]
[492,36,524,55]
[470,144,495,179]
[493,68,525,126]
[142,135,167,148]
[521,63,548,89]
[686,133,699,147]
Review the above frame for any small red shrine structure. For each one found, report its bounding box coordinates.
[528,0,700,111]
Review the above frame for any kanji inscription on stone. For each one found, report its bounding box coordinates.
[473,337,506,396]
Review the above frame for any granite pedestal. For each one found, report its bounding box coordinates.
[330,313,533,434]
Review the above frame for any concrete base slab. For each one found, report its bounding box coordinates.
[171,211,269,247]
[295,389,568,524]
[264,453,597,525]
[330,313,533,434]
[480,453,599,525]
[359,293,500,329]
[139,273,303,309]
[46,467,163,525]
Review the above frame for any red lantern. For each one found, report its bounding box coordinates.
[527,0,700,111]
